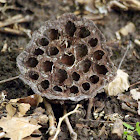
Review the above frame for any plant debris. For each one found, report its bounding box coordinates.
[130,88,140,115]
[108,0,140,11]
[105,69,130,96]
[112,118,124,138]
[0,116,41,140]
[116,22,135,40]
[0,0,140,140]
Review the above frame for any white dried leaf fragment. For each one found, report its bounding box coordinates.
[130,88,140,100]
[105,69,130,96]
[119,22,135,36]
[130,88,140,115]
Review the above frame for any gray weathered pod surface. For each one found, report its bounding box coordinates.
[17,13,116,102]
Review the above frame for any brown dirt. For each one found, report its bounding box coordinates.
[0,0,140,140]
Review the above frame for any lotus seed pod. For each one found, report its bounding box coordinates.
[17,13,116,102]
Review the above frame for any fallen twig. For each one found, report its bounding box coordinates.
[130,81,140,88]
[52,104,82,140]
[0,27,25,36]
[0,14,33,28]
[108,0,140,11]
[121,0,140,11]
[80,118,114,123]
[64,106,77,140]
[86,98,94,119]
[122,103,137,114]
[79,118,136,125]
[118,41,131,69]
[44,98,56,136]
[108,0,128,11]
[0,76,19,84]
[19,26,32,38]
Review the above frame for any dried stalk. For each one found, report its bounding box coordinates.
[0,76,19,84]
[64,107,77,140]
[0,14,33,28]
[118,41,131,69]
[52,104,82,140]
[44,98,56,136]
[130,81,140,88]
[86,98,94,119]
[0,27,25,35]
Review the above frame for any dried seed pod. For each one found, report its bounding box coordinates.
[17,13,116,102]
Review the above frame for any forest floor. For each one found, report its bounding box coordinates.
[0,0,140,140]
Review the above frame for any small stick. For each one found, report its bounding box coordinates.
[130,81,140,88]
[79,118,136,125]
[80,118,114,123]
[0,27,25,35]
[0,14,33,28]
[86,98,94,119]
[122,103,137,114]
[0,76,19,84]
[52,104,82,140]
[118,41,131,69]
[44,98,56,136]
[64,106,77,140]
[107,1,128,11]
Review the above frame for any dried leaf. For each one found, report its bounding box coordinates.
[112,119,124,138]
[34,107,45,114]
[119,22,135,36]
[130,88,140,101]
[98,125,108,136]
[6,103,16,117]
[30,107,48,125]
[0,116,41,140]
[9,94,43,107]
[0,0,6,3]
[38,115,48,125]
[18,94,43,107]
[6,102,30,117]
[130,88,140,115]
[18,103,31,117]
[105,69,130,96]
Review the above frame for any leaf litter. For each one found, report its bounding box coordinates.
[0,0,140,140]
